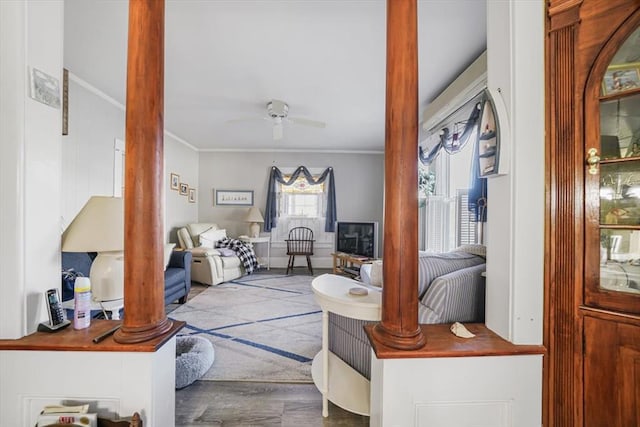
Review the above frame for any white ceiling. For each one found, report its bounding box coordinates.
[64,0,486,152]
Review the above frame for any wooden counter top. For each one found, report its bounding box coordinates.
[0,319,185,352]
[365,323,545,359]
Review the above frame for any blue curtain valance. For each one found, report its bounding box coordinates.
[419,97,483,166]
[419,91,487,223]
[264,166,337,232]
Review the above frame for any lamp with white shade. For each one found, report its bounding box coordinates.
[245,207,264,238]
[61,196,124,302]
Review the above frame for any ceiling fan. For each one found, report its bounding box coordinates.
[227,99,326,140]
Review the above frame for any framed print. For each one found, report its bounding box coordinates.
[602,66,640,96]
[215,190,254,206]
[179,183,189,195]
[170,173,180,191]
[29,67,61,108]
[62,68,69,135]
[188,188,196,203]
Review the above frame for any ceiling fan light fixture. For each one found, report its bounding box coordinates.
[228,98,325,141]
[267,100,288,119]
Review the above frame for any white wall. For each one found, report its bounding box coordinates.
[0,0,64,337]
[485,0,545,344]
[370,354,543,427]
[0,336,176,426]
[197,151,384,267]
[165,135,199,243]
[62,77,125,224]
[61,75,199,244]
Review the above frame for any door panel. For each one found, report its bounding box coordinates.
[584,316,640,427]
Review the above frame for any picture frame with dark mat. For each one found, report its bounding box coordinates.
[180,183,188,195]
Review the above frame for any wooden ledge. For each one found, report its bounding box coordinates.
[365,323,545,359]
[0,319,185,352]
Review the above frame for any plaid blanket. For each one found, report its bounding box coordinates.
[216,238,259,274]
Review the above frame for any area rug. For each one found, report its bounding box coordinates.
[168,272,322,383]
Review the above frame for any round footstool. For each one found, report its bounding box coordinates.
[175,335,215,389]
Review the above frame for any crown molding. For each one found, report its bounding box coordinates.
[548,0,583,17]
[67,72,198,152]
[548,0,582,31]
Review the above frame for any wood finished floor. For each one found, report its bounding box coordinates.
[175,381,369,426]
[171,269,370,426]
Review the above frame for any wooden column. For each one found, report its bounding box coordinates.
[545,1,582,425]
[114,0,172,343]
[370,0,425,350]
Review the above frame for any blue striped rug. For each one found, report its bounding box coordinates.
[168,273,322,383]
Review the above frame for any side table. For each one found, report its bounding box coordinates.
[239,235,271,270]
[311,273,381,417]
[331,252,375,278]
[62,298,124,320]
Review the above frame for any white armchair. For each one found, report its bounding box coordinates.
[177,223,244,285]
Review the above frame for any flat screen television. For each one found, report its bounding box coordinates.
[335,221,378,259]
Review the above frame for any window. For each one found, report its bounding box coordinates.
[272,171,333,245]
[280,176,324,217]
[420,121,482,252]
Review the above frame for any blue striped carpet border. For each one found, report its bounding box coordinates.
[171,309,321,364]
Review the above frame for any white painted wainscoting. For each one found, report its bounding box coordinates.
[0,337,176,427]
[369,353,542,427]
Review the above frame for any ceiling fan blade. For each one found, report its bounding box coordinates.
[288,117,326,128]
[273,122,283,140]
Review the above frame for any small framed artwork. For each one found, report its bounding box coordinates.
[602,66,640,96]
[179,183,189,195]
[62,68,69,135]
[29,67,61,108]
[170,173,180,191]
[188,188,196,203]
[215,190,254,206]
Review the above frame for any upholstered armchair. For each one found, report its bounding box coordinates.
[176,223,244,286]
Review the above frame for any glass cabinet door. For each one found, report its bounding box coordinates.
[587,26,640,314]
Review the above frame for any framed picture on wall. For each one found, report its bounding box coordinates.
[215,190,254,206]
[602,66,640,96]
[180,183,189,195]
[188,188,196,203]
[170,173,180,191]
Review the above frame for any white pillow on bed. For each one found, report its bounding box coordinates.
[199,229,227,248]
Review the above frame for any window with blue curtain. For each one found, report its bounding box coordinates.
[419,90,487,251]
[264,166,336,234]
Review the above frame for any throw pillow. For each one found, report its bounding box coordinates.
[218,248,235,257]
[370,260,383,287]
[199,228,227,248]
[164,243,176,270]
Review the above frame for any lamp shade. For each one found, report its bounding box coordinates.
[245,207,264,223]
[61,196,124,302]
[62,196,124,252]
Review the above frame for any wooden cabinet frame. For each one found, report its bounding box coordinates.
[546,2,640,425]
